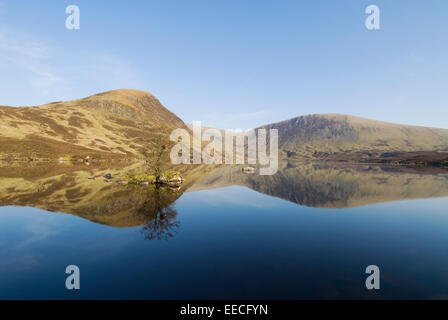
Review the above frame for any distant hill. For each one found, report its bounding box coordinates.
[0,89,186,160]
[260,114,448,160]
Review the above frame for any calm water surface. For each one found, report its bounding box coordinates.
[1,185,448,299]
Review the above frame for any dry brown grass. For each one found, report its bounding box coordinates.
[0,89,187,160]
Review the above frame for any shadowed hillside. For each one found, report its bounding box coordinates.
[260,114,448,161]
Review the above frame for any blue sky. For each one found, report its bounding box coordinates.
[0,0,447,129]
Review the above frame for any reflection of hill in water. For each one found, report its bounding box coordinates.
[189,161,448,208]
[1,161,448,229]
[0,162,184,228]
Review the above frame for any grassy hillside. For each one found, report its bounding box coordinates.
[0,89,186,160]
[260,114,448,159]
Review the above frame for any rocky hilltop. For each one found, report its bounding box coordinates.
[260,114,448,163]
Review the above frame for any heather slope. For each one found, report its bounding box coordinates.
[0,89,186,160]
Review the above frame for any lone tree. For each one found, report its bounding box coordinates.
[143,134,170,177]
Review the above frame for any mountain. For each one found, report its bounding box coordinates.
[2,91,448,166]
[260,114,448,161]
[0,89,186,161]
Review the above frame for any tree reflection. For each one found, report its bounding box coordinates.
[141,204,179,240]
[138,186,180,241]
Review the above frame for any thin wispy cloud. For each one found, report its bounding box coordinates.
[0,29,63,98]
[79,52,144,90]
[0,253,42,273]
[0,27,145,105]
[0,30,50,59]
